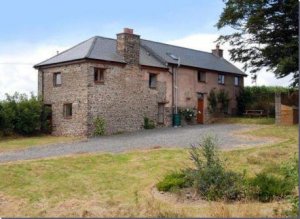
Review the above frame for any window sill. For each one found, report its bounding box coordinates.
[54,85,62,87]
[149,87,157,89]
[95,81,104,85]
[64,116,72,120]
[218,83,225,86]
[198,81,206,83]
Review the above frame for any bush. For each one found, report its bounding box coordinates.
[236,86,293,116]
[217,89,230,113]
[189,136,245,201]
[144,117,155,129]
[248,172,294,202]
[93,117,106,136]
[207,89,218,113]
[40,105,52,134]
[179,108,196,121]
[0,92,46,136]
[156,172,189,192]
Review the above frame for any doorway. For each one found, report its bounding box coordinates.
[197,98,204,124]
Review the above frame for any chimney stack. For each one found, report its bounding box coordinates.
[117,28,140,65]
[212,44,223,58]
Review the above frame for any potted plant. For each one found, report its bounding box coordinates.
[179,108,196,124]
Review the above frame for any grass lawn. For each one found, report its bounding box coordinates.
[0,135,83,153]
[215,116,275,125]
[0,124,298,217]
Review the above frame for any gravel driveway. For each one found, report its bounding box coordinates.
[0,124,269,163]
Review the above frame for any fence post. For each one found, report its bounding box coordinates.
[275,93,281,125]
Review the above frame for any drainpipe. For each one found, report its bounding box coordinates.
[171,66,175,115]
[175,58,180,114]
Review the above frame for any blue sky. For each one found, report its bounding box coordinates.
[0,0,293,98]
[0,0,224,43]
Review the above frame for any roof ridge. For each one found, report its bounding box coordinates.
[94,36,116,41]
[94,36,215,56]
[34,36,96,68]
[85,37,98,58]
[141,39,215,55]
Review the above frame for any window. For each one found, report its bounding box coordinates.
[94,68,105,83]
[53,72,61,86]
[197,71,206,82]
[63,103,72,118]
[234,76,240,86]
[149,73,157,88]
[158,103,165,124]
[218,74,225,85]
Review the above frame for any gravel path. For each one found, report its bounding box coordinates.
[0,124,269,163]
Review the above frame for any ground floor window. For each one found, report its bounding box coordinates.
[158,103,165,124]
[63,103,72,119]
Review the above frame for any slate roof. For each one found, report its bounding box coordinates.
[34,36,246,75]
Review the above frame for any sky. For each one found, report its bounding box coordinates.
[0,0,293,99]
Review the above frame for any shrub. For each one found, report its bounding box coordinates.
[217,89,230,113]
[93,116,106,136]
[280,155,298,185]
[0,92,46,135]
[236,86,293,116]
[207,89,218,113]
[179,108,196,121]
[144,117,155,129]
[189,135,245,201]
[40,105,52,134]
[248,172,294,202]
[156,172,189,192]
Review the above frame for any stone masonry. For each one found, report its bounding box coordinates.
[37,28,244,136]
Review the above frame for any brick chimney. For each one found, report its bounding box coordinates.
[212,44,223,58]
[117,28,140,65]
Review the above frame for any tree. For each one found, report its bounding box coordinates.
[217,0,299,86]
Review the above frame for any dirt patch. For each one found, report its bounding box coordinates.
[0,193,27,217]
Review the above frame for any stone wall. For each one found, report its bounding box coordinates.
[38,63,89,136]
[38,61,244,136]
[86,61,170,135]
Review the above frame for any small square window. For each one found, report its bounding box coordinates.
[94,68,105,83]
[53,72,61,86]
[149,73,157,89]
[218,74,225,85]
[234,76,240,86]
[63,103,72,118]
[197,71,206,82]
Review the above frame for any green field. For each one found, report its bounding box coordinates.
[0,123,298,217]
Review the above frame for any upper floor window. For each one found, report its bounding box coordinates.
[197,71,206,83]
[53,72,61,87]
[94,68,105,83]
[218,74,225,85]
[149,73,157,89]
[234,76,240,86]
[63,103,72,119]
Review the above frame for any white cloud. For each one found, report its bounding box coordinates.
[0,43,67,99]
[167,33,293,86]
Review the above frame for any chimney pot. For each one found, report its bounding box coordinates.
[123,28,134,34]
[212,44,223,58]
